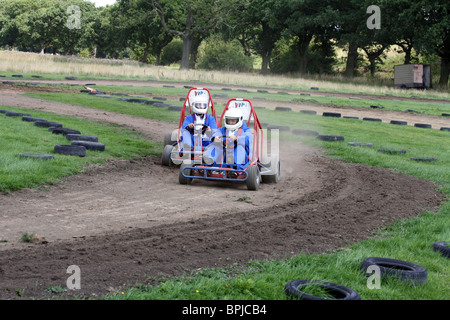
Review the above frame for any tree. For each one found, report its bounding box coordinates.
[150,0,242,70]
[280,0,339,74]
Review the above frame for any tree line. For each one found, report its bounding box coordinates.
[0,0,448,85]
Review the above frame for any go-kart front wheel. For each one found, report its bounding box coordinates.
[246,165,261,191]
[179,162,193,185]
[161,144,174,166]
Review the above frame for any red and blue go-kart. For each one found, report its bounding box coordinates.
[179,98,281,191]
[161,87,218,166]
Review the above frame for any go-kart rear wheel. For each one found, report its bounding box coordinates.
[246,165,261,191]
[179,162,192,185]
[161,144,174,166]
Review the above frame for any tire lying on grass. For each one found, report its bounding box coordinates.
[410,157,438,162]
[284,279,361,300]
[71,141,105,151]
[317,135,344,141]
[432,241,450,258]
[54,145,86,157]
[360,257,428,286]
[414,123,432,129]
[18,152,54,160]
[34,120,63,128]
[322,112,341,118]
[390,120,408,125]
[377,148,406,154]
[22,116,47,122]
[5,111,31,117]
[50,128,81,135]
[66,134,99,142]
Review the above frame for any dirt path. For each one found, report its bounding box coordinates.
[0,82,444,300]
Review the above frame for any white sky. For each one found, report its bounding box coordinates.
[87,0,117,7]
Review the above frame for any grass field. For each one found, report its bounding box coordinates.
[0,106,157,192]
[1,50,449,98]
[1,87,448,299]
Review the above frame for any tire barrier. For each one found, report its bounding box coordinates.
[432,241,450,258]
[18,152,54,160]
[361,257,427,286]
[34,121,63,128]
[377,148,406,154]
[322,112,341,118]
[66,134,99,142]
[363,117,382,122]
[441,127,450,131]
[317,135,344,141]
[284,279,360,300]
[390,120,408,125]
[348,142,374,147]
[71,141,105,151]
[275,106,292,111]
[5,111,31,117]
[54,144,86,157]
[414,123,432,129]
[410,157,438,162]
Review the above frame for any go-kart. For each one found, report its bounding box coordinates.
[161,87,218,166]
[179,98,281,190]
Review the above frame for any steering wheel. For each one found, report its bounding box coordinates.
[190,124,209,134]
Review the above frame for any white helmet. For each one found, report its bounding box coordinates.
[223,108,243,131]
[191,95,209,114]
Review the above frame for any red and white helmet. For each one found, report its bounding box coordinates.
[223,108,243,131]
[191,95,209,115]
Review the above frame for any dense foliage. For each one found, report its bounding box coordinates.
[0,0,448,84]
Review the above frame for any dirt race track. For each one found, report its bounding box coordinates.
[0,80,445,300]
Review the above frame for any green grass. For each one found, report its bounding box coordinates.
[23,83,450,118]
[24,92,181,123]
[104,210,449,300]
[0,106,158,192]
[1,86,449,300]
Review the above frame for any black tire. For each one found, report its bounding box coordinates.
[275,106,291,111]
[414,123,432,129]
[66,134,98,142]
[34,121,63,128]
[363,117,382,122]
[163,132,176,146]
[322,112,341,118]
[441,127,450,131]
[432,241,450,258]
[5,111,31,117]
[442,113,450,117]
[390,120,408,125]
[410,157,437,162]
[370,105,384,109]
[71,141,105,151]
[161,145,174,166]
[361,257,428,286]
[317,135,344,141]
[65,76,76,80]
[22,116,47,122]
[18,152,54,160]
[378,148,406,154]
[246,165,261,191]
[54,145,86,157]
[300,110,317,115]
[179,162,192,185]
[310,87,319,90]
[284,279,361,300]
[51,128,81,135]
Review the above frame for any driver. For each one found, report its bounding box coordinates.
[203,108,252,176]
[181,94,217,151]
